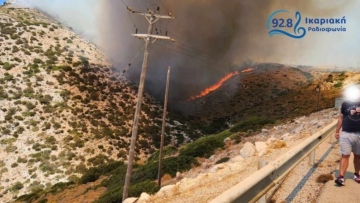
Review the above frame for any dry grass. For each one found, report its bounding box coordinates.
[269,140,287,149]
[316,173,334,183]
[161,173,172,182]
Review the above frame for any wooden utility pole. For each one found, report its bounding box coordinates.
[122,7,174,201]
[158,66,171,187]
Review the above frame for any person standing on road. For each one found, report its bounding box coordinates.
[335,99,360,186]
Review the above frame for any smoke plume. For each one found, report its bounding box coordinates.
[21,0,359,107]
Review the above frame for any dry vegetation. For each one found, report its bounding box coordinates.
[0,6,199,202]
[187,63,353,134]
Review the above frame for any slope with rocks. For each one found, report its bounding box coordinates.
[129,108,340,203]
[0,6,199,202]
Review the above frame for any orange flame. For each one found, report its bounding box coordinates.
[241,68,254,73]
[188,71,240,101]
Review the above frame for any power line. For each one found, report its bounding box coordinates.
[148,4,160,11]
[119,45,145,77]
[157,40,241,69]
[157,0,169,13]
[138,0,148,10]
[154,42,234,69]
[167,31,225,59]
[121,0,138,32]
[166,31,238,66]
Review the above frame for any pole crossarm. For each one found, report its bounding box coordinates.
[127,7,174,24]
[132,34,175,42]
[136,12,174,19]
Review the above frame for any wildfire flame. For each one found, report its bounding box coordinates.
[241,68,254,73]
[188,68,254,101]
[188,71,240,101]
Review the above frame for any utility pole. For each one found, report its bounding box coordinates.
[158,66,171,187]
[122,7,174,201]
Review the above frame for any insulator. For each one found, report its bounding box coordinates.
[135,28,138,34]
[157,7,160,12]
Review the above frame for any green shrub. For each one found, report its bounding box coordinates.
[128,180,159,197]
[33,58,43,64]
[87,154,108,166]
[11,182,24,191]
[45,136,56,145]
[334,82,343,88]
[3,62,15,70]
[12,45,20,53]
[96,167,160,203]
[229,117,276,133]
[80,161,124,184]
[215,157,230,164]
[147,146,178,162]
[180,130,231,158]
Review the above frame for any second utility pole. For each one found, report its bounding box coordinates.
[122,7,174,201]
[158,66,171,187]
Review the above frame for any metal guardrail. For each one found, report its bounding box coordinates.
[209,119,337,203]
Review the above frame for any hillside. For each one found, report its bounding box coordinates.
[0,6,200,202]
[183,63,348,133]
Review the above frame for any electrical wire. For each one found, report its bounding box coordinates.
[120,0,138,32]
[165,31,239,67]
[120,45,145,77]
[154,42,233,70]
[158,40,241,69]
[156,0,171,31]
[138,0,148,10]
[157,0,169,13]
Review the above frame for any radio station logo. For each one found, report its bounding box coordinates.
[267,10,347,39]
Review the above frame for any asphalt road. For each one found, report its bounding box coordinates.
[317,154,360,203]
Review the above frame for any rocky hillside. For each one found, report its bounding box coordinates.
[129,108,339,203]
[0,6,199,202]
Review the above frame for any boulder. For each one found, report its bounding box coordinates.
[223,137,231,143]
[138,193,150,202]
[255,142,268,156]
[230,155,244,163]
[158,185,176,197]
[240,142,256,158]
[280,133,289,140]
[261,129,269,134]
[266,137,277,145]
[210,164,225,173]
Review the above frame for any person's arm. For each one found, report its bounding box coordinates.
[335,114,343,139]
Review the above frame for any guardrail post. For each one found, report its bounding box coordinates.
[308,150,315,165]
[329,132,334,143]
[257,160,268,203]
